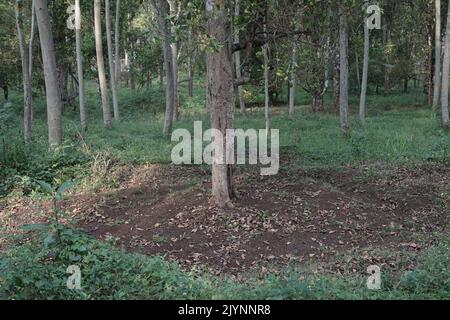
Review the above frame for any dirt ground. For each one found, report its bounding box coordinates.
[1,157,449,276]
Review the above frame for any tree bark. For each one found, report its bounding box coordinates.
[288,42,297,115]
[168,0,180,121]
[114,0,121,85]
[339,0,349,136]
[29,0,36,123]
[35,0,63,146]
[156,0,175,135]
[234,0,245,112]
[15,0,32,143]
[359,0,370,127]
[94,0,112,128]
[206,0,235,207]
[263,23,270,131]
[433,0,442,110]
[441,0,450,127]
[106,0,119,121]
[75,0,86,132]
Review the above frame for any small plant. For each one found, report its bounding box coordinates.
[21,180,74,248]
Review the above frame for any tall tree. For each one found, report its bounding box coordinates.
[339,0,349,136]
[155,0,175,135]
[168,0,180,121]
[206,0,235,207]
[441,0,450,127]
[433,0,442,110]
[234,0,245,112]
[35,0,63,146]
[94,0,112,128]
[106,0,120,121]
[263,22,270,131]
[114,0,121,85]
[75,0,86,132]
[15,0,32,142]
[359,0,370,126]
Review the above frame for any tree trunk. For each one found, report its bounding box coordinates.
[35,0,63,146]
[15,0,32,143]
[206,0,235,207]
[289,42,297,115]
[355,51,361,95]
[114,0,121,85]
[168,0,179,121]
[187,26,194,98]
[441,0,450,127]
[234,0,245,112]
[157,0,175,136]
[433,0,442,110]
[339,0,349,136]
[106,0,119,121]
[359,0,369,127]
[94,0,112,128]
[383,22,391,96]
[29,0,36,123]
[263,23,270,131]
[75,0,86,132]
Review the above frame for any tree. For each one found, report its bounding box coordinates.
[339,0,349,136]
[106,0,120,121]
[234,0,245,112]
[94,0,112,128]
[441,0,450,127]
[359,0,369,126]
[155,0,175,136]
[168,0,180,122]
[433,0,442,110]
[263,22,270,131]
[15,0,32,142]
[35,0,63,146]
[114,0,121,86]
[75,0,86,132]
[206,0,235,207]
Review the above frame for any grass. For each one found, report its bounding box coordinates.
[0,80,449,299]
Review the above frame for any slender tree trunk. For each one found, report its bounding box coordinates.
[94,0,112,128]
[187,26,194,98]
[168,0,179,121]
[289,42,297,115]
[359,0,370,127]
[106,0,119,121]
[114,0,121,85]
[157,0,175,135]
[441,0,450,127]
[339,0,349,136]
[234,0,245,112]
[15,0,32,142]
[75,0,86,132]
[206,0,235,207]
[29,0,36,123]
[355,51,361,94]
[433,0,442,110]
[35,0,63,146]
[263,23,270,131]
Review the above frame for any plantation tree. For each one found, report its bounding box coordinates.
[441,0,450,127]
[115,0,121,85]
[168,0,180,121]
[106,0,120,121]
[206,0,235,207]
[433,0,442,110]
[15,0,32,142]
[74,0,86,132]
[359,0,369,126]
[234,0,245,112]
[155,0,175,135]
[263,22,270,131]
[94,0,112,128]
[35,0,63,146]
[339,0,349,136]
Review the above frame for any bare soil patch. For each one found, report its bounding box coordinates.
[72,160,450,275]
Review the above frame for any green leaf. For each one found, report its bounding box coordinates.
[36,180,53,194]
[44,233,56,249]
[57,180,74,195]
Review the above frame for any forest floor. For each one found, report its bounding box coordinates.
[2,155,448,277]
